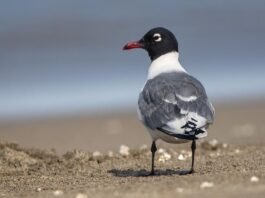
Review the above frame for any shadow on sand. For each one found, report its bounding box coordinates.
[108,169,192,177]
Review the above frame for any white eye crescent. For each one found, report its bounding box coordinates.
[153,33,162,42]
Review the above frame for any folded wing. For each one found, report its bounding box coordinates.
[138,72,214,139]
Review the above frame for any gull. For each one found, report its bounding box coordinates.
[123,27,215,175]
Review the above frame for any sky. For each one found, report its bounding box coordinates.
[0,0,265,120]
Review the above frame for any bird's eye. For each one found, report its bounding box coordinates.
[153,33,162,42]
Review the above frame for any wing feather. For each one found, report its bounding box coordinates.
[138,72,214,132]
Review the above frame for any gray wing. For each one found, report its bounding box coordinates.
[138,72,214,130]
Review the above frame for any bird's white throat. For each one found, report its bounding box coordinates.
[147,52,186,80]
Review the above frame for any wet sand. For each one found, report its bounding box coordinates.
[0,101,265,197]
[0,101,265,153]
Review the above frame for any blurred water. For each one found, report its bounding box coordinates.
[0,0,265,120]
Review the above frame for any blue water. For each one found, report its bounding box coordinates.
[0,1,265,120]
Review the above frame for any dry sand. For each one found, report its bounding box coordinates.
[0,141,264,198]
[0,101,265,197]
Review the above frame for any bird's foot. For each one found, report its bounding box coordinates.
[179,169,195,175]
[187,169,194,174]
[147,170,155,176]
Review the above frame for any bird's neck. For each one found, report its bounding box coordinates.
[147,52,186,80]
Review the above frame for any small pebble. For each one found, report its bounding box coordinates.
[179,150,191,157]
[200,181,214,189]
[92,151,104,162]
[187,151,192,157]
[119,145,130,156]
[36,187,42,192]
[92,151,102,157]
[158,148,166,154]
[178,154,186,161]
[201,139,220,150]
[222,143,228,148]
[75,193,88,198]
[176,187,184,193]
[164,152,171,160]
[250,176,259,183]
[53,190,63,196]
[209,151,221,157]
[108,151,114,157]
[158,152,171,162]
[234,149,240,154]
[209,152,215,157]
[209,139,218,147]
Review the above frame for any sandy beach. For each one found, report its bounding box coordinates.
[0,101,265,197]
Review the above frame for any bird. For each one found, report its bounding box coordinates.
[123,27,215,175]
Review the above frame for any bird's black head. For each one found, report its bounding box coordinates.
[123,27,179,61]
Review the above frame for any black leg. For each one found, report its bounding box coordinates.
[189,139,196,174]
[150,141,157,175]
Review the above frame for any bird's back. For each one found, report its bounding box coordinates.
[138,72,214,133]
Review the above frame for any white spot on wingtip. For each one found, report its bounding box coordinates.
[164,98,177,104]
[176,94,197,102]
